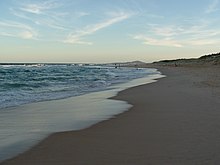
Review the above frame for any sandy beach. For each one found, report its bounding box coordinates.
[1,65,220,165]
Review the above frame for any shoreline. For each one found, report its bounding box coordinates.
[2,65,220,164]
[0,68,163,163]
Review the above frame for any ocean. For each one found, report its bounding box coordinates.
[0,64,163,162]
[0,64,152,109]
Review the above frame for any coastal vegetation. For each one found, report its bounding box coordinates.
[153,52,220,66]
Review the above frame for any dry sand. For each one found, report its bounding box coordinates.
[1,66,220,165]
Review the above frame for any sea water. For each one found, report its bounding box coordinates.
[0,64,163,162]
[0,64,153,109]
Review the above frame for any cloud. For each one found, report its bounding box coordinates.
[20,0,60,14]
[64,12,132,44]
[6,1,133,44]
[206,0,219,13]
[11,1,90,32]
[0,21,38,39]
[8,0,116,43]
[132,25,183,47]
[0,32,15,37]
[11,10,69,31]
[19,31,35,39]
[151,27,179,37]
[132,21,220,47]
[75,12,90,17]
[133,35,183,47]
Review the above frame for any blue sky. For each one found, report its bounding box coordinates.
[0,0,220,63]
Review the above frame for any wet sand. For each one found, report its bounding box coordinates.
[2,66,220,165]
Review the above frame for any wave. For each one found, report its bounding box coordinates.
[0,65,153,109]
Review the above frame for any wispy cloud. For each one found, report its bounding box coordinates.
[133,35,183,47]
[150,26,179,37]
[206,0,219,13]
[64,12,132,44]
[0,20,38,39]
[132,21,220,47]
[20,0,60,14]
[3,0,135,44]
[10,1,91,33]
[132,25,183,47]
[11,9,70,32]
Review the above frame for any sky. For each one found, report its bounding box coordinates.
[0,0,220,63]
